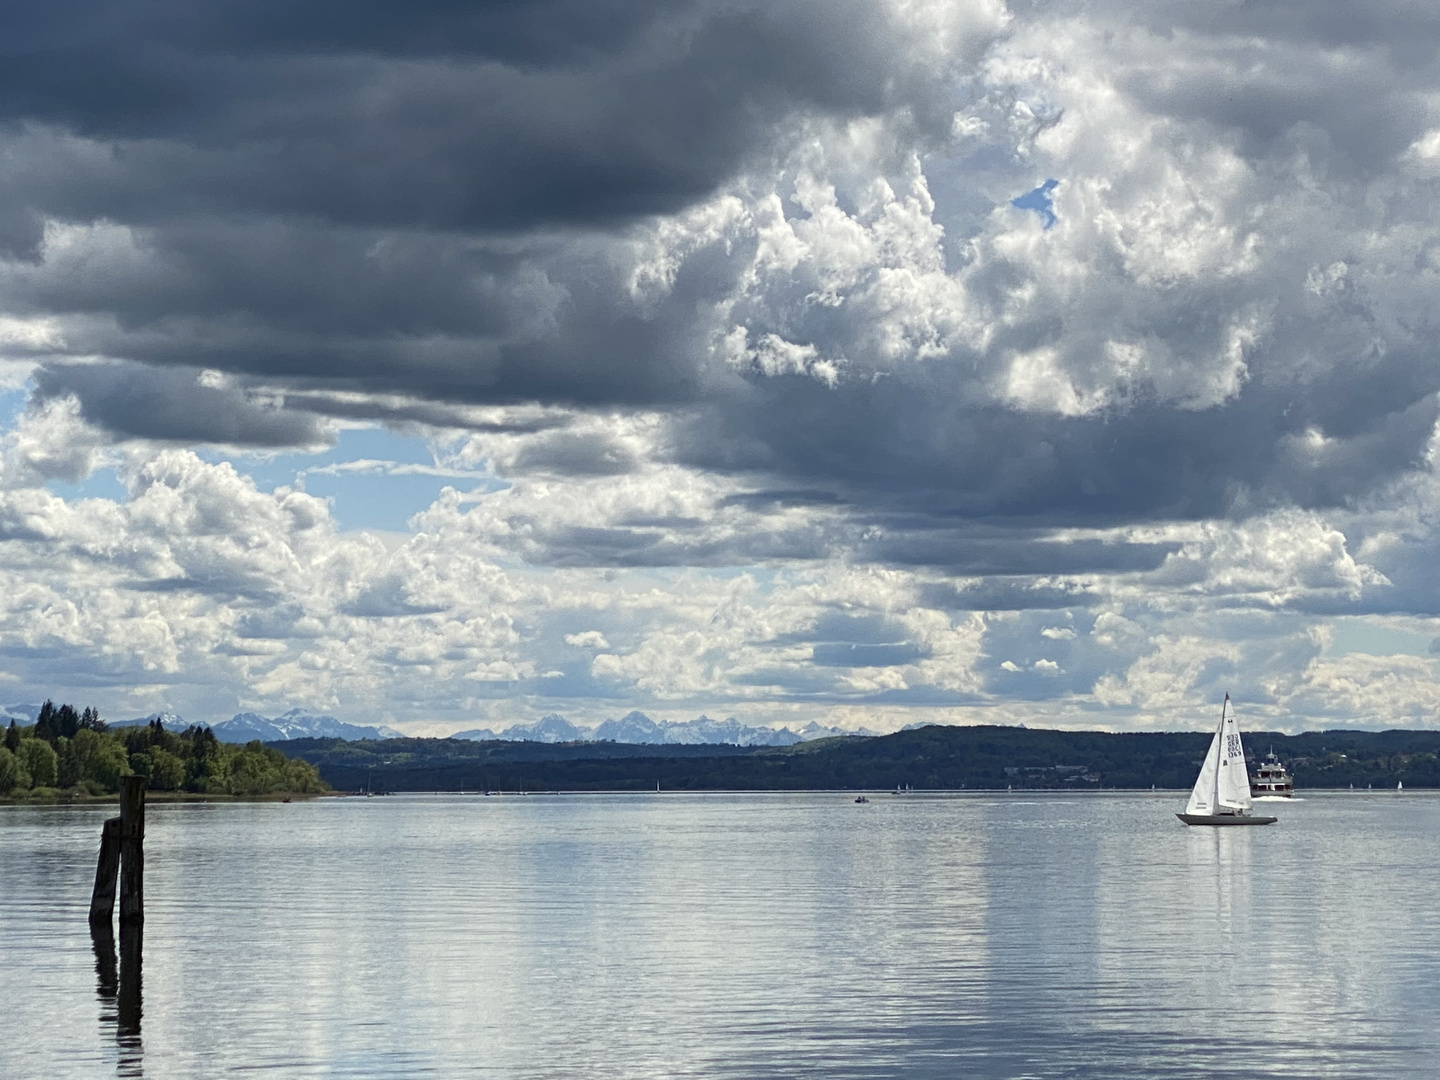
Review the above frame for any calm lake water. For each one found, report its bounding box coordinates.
[2,791,1438,1078]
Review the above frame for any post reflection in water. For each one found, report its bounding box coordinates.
[92,920,118,1004]
[92,920,144,1076]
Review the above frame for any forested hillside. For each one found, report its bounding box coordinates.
[280,724,1440,792]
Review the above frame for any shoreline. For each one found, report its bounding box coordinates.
[0,789,335,806]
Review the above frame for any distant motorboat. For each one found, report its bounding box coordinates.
[1177,694,1277,826]
[854,795,869,804]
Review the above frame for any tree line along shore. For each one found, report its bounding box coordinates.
[278,724,1440,793]
[0,701,326,802]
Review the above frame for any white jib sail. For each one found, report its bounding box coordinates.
[1185,721,1223,816]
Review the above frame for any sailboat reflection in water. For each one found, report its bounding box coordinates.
[1177,694,1277,826]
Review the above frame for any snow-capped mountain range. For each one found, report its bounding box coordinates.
[5,702,885,746]
[211,709,405,742]
[452,711,880,746]
[60,707,401,743]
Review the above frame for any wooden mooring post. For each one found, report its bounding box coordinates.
[88,817,122,924]
[119,776,145,923]
[90,776,145,925]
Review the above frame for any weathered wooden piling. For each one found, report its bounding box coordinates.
[89,817,122,924]
[118,776,145,924]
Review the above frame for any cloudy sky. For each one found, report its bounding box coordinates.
[4,0,1440,734]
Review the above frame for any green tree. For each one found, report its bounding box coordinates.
[128,751,153,783]
[71,728,100,776]
[54,705,80,738]
[34,700,56,743]
[227,749,268,795]
[3,720,18,753]
[0,746,19,794]
[17,739,58,788]
[88,741,130,791]
[148,747,186,791]
[56,737,80,788]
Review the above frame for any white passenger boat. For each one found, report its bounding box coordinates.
[1249,749,1293,798]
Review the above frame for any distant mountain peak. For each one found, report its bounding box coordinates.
[111,711,198,730]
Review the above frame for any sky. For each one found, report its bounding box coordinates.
[4,0,1440,735]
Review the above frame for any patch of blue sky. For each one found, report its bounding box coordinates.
[45,469,130,503]
[216,426,505,533]
[1011,179,1059,228]
[0,386,27,420]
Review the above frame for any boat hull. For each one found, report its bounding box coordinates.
[1177,813,1277,826]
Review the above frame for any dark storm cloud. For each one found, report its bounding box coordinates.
[677,343,1440,527]
[1,0,984,426]
[917,580,1099,612]
[512,432,640,476]
[0,0,958,236]
[7,211,727,410]
[33,362,328,447]
[862,534,1179,574]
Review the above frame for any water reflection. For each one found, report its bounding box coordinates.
[92,920,143,1076]
[5,794,1440,1079]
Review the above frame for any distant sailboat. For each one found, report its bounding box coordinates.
[1398,780,1404,792]
[1177,695,1277,826]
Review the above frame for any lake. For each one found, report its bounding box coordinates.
[2,791,1438,1078]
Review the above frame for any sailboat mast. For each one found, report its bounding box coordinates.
[1211,694,1228,812]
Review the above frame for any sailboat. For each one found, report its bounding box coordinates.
[1177,694,1277,826]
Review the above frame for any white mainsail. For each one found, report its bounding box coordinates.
[1215,702,1253,811]
[1185,695,1253,816]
